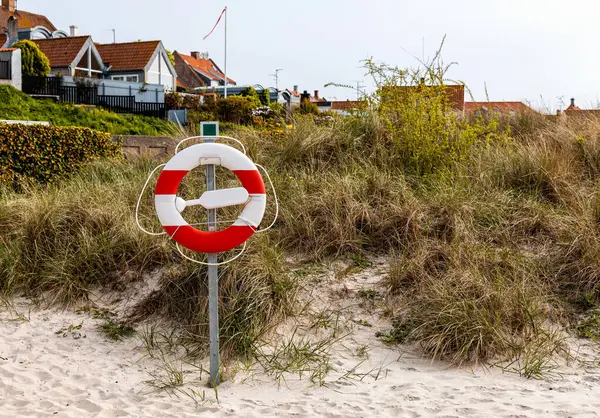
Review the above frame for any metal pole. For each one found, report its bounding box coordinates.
[203,122,220,387]
[223,6,228,98]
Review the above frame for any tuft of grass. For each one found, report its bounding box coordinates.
[99,319,135,341]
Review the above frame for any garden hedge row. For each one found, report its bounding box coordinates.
[0,124,121,183]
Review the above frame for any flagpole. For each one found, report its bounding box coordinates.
[224,6,228,98]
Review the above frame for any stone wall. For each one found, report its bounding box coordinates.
[116,135,177,159]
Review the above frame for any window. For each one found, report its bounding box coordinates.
[112,75,139,82]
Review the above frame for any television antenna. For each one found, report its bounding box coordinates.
[270,68,283,92]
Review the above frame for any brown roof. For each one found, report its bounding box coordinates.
[331,100,367,110]
[382,84,465,111]
[176,78,188,88]
[32,36,89,67]
[97,41,160,71]
[464,101,534,114]
[0,47,15,52]
[0,7,56,32]
[178,53,235,84]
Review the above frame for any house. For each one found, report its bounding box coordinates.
[464,101,535,117]
[174,51,235,89]
[278,85,302,107]
[1,0,67,47]
[97,41,176,91]
[32,36,105,77]
[561,98,600,119]
[0,46,21,89]
[381,83,466,113]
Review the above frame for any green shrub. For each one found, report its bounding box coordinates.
[13,40,50,77]
[260,88,271,105]
[299,100,319,115]
[216,97,255,124]
[364,52,508,176]
[240,87,262,109]
[0,124,121,184]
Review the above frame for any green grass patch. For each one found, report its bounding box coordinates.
[0,85,173,136]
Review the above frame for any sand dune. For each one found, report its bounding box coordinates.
[1,294,600,418]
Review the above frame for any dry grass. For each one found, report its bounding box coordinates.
[4,62,600,372]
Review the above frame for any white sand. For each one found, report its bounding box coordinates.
[2,262,600,417]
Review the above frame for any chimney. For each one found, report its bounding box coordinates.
[314,90,319,99]
[570,98,575,107]
[2,0,15,12]
[69,25,78,37]
[301,90,310,103]
[7,16,17,42]
[191,51,201,60]
[293,85,298,93]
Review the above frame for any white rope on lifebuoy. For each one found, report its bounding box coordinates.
[154,143,266,254]
[135,136,278,266]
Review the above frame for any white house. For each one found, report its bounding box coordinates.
[97,41,177,92]
[0,46,21,90]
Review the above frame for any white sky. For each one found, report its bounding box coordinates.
[21,0,600,111]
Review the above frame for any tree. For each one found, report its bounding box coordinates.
[13,40,51,77]
[240,87,261,108]
[259,88,270,105]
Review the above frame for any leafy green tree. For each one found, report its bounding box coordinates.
[240,87,261,108]
[13,40,51,77]
[259,88,271,105]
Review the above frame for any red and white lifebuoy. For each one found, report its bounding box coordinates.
[154,143,266,254]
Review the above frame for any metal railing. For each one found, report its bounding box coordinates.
[22,76,167,118]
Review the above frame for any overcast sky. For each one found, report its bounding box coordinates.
[21,0,600,111]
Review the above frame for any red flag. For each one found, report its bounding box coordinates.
[203,7,227,40]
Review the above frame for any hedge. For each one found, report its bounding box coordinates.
[0,124,122,184]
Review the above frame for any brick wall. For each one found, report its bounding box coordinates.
[116,135,177,158]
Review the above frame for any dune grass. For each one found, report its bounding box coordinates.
[3,57,600,371]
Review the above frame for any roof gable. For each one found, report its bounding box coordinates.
[96,41,160,71]
[177,53,235,84]
[32,36,90,67]
[0,7,56,32]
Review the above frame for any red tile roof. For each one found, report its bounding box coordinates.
[0,47,16,52]
[464,101,534,114]
[0,7,56,32]
[32,36,89,67]
[565,103,581,111]
[96,41,160,71]
[331,100,367,110]
[178,53,235,84]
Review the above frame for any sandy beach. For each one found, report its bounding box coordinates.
[2,263,600,418]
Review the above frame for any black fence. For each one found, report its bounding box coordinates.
[22,76,167,118]
[0,60,10,80]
